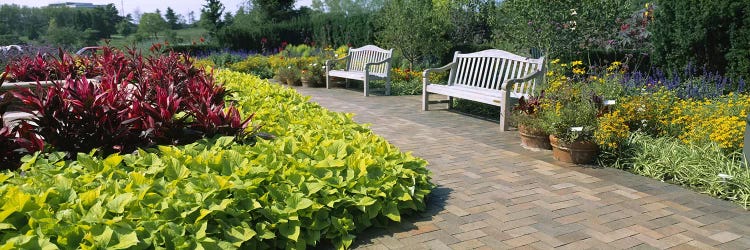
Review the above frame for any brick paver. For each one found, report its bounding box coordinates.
[291,86,750,249]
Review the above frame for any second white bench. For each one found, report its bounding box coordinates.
[325,45,393,96]
[422,49,545,131]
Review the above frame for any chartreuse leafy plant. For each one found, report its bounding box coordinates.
[0,70,434,249]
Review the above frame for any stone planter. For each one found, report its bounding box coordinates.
[518,125,551,150]
[549,134,598,164]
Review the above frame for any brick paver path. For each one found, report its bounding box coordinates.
[292,86,750,249]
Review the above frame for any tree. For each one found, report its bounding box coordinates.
[165,7,180,29]
[138,12,168,40]
[117,14,136,36]
[200,0,224,36]
[223,12,234,26]
[252,0,295,21]
[46,18,81,47]
[376,0,451,69]
[188,11,197,25]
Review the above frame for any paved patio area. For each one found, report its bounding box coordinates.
[292,86,750,249]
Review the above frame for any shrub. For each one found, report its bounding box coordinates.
[229,55,273,79]
[650,1,750,80]
[493,0,633,60]
[0,71,434,249]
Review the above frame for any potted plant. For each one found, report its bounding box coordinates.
[275,66,300,85]
[540,82,601,164]
[300,62,324,87]
[512,93,551,150]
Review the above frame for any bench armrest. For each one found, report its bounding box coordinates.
[422,62,455,85]
[325,56,350,71]
[365,58,391,70]
[501,69,544,90]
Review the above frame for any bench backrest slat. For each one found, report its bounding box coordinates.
[449,49,543,97]
[346,45,393,75]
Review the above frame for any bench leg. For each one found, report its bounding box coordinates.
[447,97,453,109]
[363,78,369,97]
[326,74,330,89]
[385,78,391,96]
[345,79,350,89]
[422,91,429,111]
[499,91,511,131]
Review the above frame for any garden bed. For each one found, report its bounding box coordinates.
[0,58,433,248]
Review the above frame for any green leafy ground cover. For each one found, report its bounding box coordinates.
[0,70,434,249]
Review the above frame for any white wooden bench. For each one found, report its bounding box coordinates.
[325,45,393,96]
[422,49,545,131]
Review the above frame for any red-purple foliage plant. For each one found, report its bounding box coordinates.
[0,81,44,170]
[6,46,254,160]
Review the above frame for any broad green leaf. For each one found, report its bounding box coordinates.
[79,188,101,207]
[278,220,300,241]
[110,230,139,249]
[285,193,314,212]
[106,193,134,213]
[1,235,59,250]
[92,225,115,248]
[355,196,376,207]
[227,226,256,246]
[196,221,208,239]
[304,181,325,194]
[0,172,11,183]
[383,202,401,222]
[76,153,100,172]
[103,154,123,169]
[0,223,15,230]
[213,175,232,189]
[82,202,106,223]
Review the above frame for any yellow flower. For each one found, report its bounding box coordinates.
[551,59,560,64]
[572,61,583,66]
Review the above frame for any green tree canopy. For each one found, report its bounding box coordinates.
[252,0,295,21]
[164,7,180,29]
[200,0,224,36]
[376,0,451,69]
[138,12,169,40]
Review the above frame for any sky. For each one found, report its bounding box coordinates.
[2,0,313,20]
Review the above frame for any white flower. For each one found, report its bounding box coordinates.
[718,173,733,179]
[570,9,577,15]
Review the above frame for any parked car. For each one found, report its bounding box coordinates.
[75,46,103,56]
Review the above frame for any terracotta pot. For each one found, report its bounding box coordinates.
[300,77,311,87]
[549,134,598,164]
[518,125,551,150]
